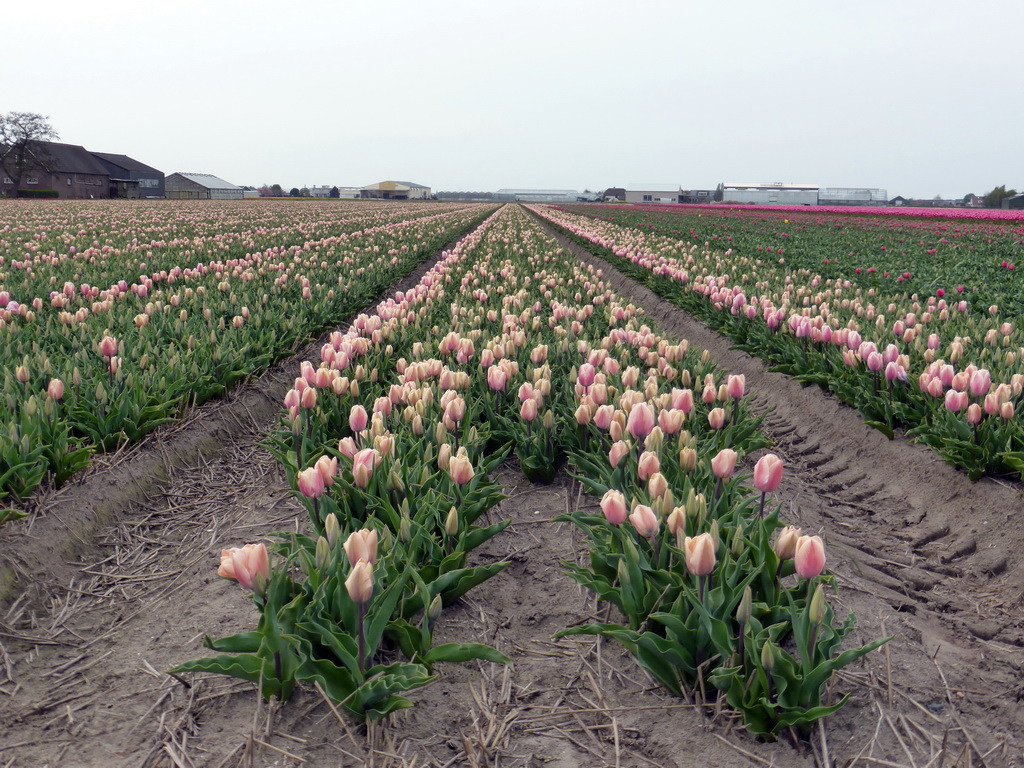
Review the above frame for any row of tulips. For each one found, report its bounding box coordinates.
[0,202,496,518]
[535,204,1024,480]
[187,204,887,736]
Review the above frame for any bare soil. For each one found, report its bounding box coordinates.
[1,214,1022,767]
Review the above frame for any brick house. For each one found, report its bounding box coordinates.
[1,140,109,198]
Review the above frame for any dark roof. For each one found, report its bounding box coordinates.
[91,152,162,174]
[23,141,109,175]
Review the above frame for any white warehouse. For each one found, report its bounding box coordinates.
[624,184,682,204]
[722,182,819,206]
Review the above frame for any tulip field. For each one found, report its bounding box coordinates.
[2,200,1023,766]
[0,200,494,519]
[540,203,1024,480]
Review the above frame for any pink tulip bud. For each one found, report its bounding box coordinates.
[284,388,300,409]
[794,535,826,579]
[609,440,630,468]
[448,454,474,485]
[671,388,694,414]
[345,559,374,603]
[520,398,539,422]
[343,528,378,566]
[726,374,745,399]
[774,525,802,560]
[683,533,716,576]
[969,369,991,397]
[753,454,783,493]
[297,466,326,498]
[1001,401,1014,419]
[637,450,660,481]
[300,386,318,409]
[315,455,338,486]
[600,489,628,525]
[577,363,596,388]
[707,408,725,430]
[349,405,368,432]
[626,402,655,440]
[99,335,118,357]
[47,378,65,401]
[648,471,668,499]
[486,366,507,391]
[219,543,270,593]
[338,436,357,459]
[710,448,738,479]
[658,408,684,435]
[967,403,983,425]
[629,504,659,538]
[593,404,614,430]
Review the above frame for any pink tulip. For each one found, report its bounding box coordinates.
[600,489,628,525]
[710,448,738,479]
[753,454,784,493]
[629,504,659,538]
[967,403,982,425]
[671,388,694,414]
[658,408,684,435]
[338,436,357,459]
[284,388,300,409]
[345,559,374,603]
[626,402,655,440]
[343,528,378,566]
[683,533,716,576]
[349,405,368,432]
[593,404,614,430]
[637,451,660,481]
[520,398,539,422]
[47,379,65,401]
[99,335,118,357]
[944,389,966,412]
[219,543,270,592]
[794,535,826,579]
[969,369,991,397]
[448,454,474,485]
[486,366,507,391]
[774,526,802,560]
[708,408,725,430]
[298,466,326,498]
[609,440,630,468]
[315,455,338,487]
[726,374,745,399]
[577,363,596,388]
[648,472,668,499]
[300,386,318,409]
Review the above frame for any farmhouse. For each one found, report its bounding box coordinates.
[165,172,243,200]
[91,152,165,199]
[624,184,682,204]
[722,182,819,206]
[361,180,431,200]
[1,140,109,198]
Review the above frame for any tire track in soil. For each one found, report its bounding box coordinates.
[534,211,1024,765]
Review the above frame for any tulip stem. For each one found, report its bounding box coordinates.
[357,602,367,675]
[758,491,766,519]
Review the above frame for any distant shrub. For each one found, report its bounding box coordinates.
[17,189,59,199]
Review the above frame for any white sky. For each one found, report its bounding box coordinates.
[5,1,1021,198]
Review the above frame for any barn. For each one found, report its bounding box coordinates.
[165,172,243,200]
[92,152,165,199]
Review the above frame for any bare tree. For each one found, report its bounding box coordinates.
[0,111,59,196]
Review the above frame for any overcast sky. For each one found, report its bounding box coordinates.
[6,1,1021,198]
